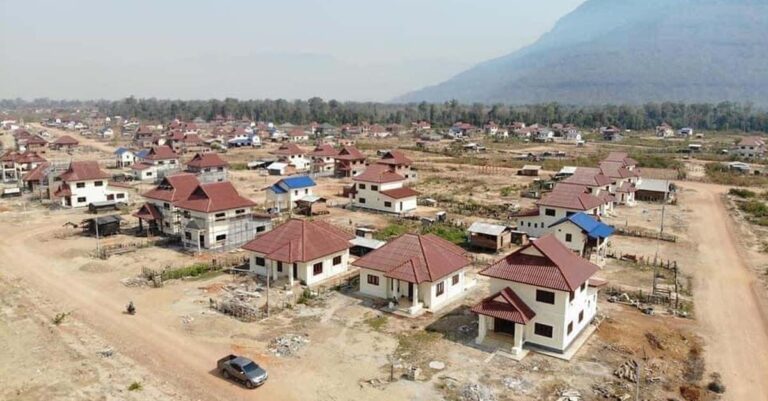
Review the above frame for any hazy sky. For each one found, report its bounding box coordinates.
[0,0,585,101]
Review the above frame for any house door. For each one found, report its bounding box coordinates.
[407,283,414,301]
[293,263,298,280]
[494,318,515,336]
[198,234,204,247]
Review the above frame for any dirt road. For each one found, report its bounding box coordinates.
[0,218,292,401]
[679,181,768,400]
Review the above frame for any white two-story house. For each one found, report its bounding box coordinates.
[174,181,262,251]
[735,137,766,159]
[134,173,201,236]
[54,161,129,208]
[351,164,419,214]
[355,233,472,316]
[309,144,338,174]
[514,184,605,238]
[272,143,310,172]
[243,218,354,287]
[185,152,229,183]
[376,150,416,181]
[131,145,181,182]
[265,176,316,211]
[472,235,603,357]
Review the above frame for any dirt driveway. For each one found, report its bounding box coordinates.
[678,181,768,400]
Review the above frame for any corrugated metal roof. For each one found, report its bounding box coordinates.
[468,222,509,236]
[636,179,671,193]
[280,176,316,189]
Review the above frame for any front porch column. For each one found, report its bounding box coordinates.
[512,323,524,354]
[287,262,294,286]
[475,315,487,344]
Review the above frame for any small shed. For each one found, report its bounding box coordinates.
[467,222,514,251]
[518,165,542,176]
[295,195,328,216]
[350,236,386,257]
[88,200,125,214]
[635,179,673,202]
[355,226,377,239]
[81,215,122,236]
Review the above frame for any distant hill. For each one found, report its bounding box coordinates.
[398,0,768,105]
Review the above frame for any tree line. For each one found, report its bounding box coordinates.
[3,97,768,132]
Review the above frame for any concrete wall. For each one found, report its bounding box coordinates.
[250,249,349,286]
[515,205,599,238]
[551,222,588,256]
[181,207,256,250]
[421,268,468,311]
[359,268,389,299]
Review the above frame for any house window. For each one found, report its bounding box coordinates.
[436,282,445,296]
[304,189,309,194]
[184,232,192,240]
[313,262,323,276]
[76,182,85,188]
[94,181,104,187]
[452,274,460,285]
[367,274,379,286]
[77,197,86,203]
[536,289,555,304]
[578,310,584,323]
[215,212,226,221]
[581,282,587,292]
[235,209,245,215]
[332,255,342,265]
[255,257,265,266]
[566,211,575,217]
[358,184,366,190]
[358,198,366,204]
[565,233,573,242]
[545,208,556,216]
[215,234,226,241]
[384,201,392,208]
[183,211,191,218]
[371,185,378,191]
[146,171,153,176]
[257,225,266,233]
[116,193,125,199]
[164,202,170,210]
[534,323,554,338]
[567,322,573,335]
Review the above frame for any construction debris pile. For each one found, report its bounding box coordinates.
[212,279,264,322]
[614,359,639,383]
[268,334,309,357]
[459,383,496,401]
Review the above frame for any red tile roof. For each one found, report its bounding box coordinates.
[353,164,405,183]
[562,167,613,187]
[599,162,637,179]
[59,161,110,182]
[52,135,79,145]
[272,143,306,156]
[380,187,420,199]
[142,173,201,202]
[186,152,228,169]
[538,185,604,211]
[334,145,366,161]
[377,150,412,166]
[289,128,308,137]
[352,233,470,284]
[242,218,353,263]
[25,135,48,145]
[144,145,178,161]
[480,235,599,292]
[604,152,637,167]
[310,144,339,157]
[173,181,256,213]
[54,183,71,197]
[133,202,162,221]
[738,137,766,147]
[471,287,536,325]
[22,162,50,182]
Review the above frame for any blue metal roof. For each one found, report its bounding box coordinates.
[279,176,316,189]
[135,149,150,158]
[550,212,614,239]
[269,184,287,194]
[114,147,129,155]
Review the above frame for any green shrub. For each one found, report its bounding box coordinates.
[421,224,467,245]
[161,262,215,281]
[729,188,757,198]
[128,381,143,391]
[52,311,71,325]
[374,223,412,241]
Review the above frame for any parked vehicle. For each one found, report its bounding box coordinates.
[217,355,268,389]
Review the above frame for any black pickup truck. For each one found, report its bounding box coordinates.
[217,354,268,389]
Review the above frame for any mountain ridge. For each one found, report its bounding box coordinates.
[398,0,768,105]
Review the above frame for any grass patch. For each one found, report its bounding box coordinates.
[499,185,517,197]
[161,262,219,281]
[729,188,757,198]
[374,223,414,241]
[738,199,768,226]
[127,381,143,391]
[421,224,467,245]
[229,162,248,171]
[364,315,388,331]
[706,162,768,186]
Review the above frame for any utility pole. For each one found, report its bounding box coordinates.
[95,216,101,256]
[265,261,270,318]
